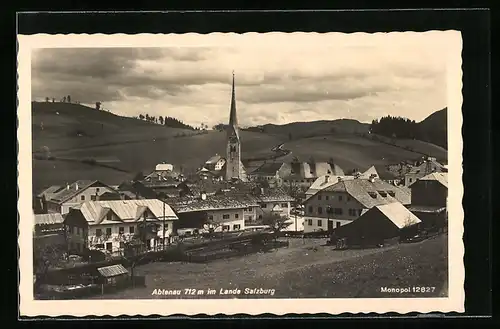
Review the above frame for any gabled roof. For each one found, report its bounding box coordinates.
[306,175,355,195]
[417,172,448,188]
[76,199,178,225]
[205,154,223,164]
[254,187,295,203]
[34,213,64,226]
[169,194,259,213]
[374,202,421,229]
[37,185,65,199]
[284,162,345,179]
[250,162,284,176]
[320,178,411,207]
[98,264,128,278]
[46,180,116,204]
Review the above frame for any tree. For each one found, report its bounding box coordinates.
[62,96,66,103]
[95,102,101,110]
[262,213,290,240]
[67,95,71,103]
[139,114,145,120]
[145,114,150,121]
[52,98,55,103]
[33,243,65,289]
[45,97,49,102]
[159,116,164,125]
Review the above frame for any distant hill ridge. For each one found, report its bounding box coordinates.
[245,108,447,149]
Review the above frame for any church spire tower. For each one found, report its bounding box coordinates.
[225,71,247,181]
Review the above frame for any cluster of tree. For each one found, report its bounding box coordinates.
[135,114,196,130]
[370,115,421,140]
[212,123,228,132]
[45,95,81,104]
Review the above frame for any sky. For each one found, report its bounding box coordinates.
[31,32,455,128]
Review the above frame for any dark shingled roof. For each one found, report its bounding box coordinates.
[250,162,284,175]
[49,180,99,204]
[321,178,411,207]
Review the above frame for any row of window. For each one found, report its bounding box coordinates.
[79,189,101,201]
[261,203,289,208]
[307,206,362,217]
[306,219,342,228]
[317,194,351,202]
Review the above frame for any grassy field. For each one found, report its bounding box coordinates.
[31,102,447,192]
[90,234,448,299]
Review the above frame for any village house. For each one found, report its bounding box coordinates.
[305,166,395,199]
[407,172,448,230]
[403,157,447,186]
[253,187,295,220]
[170,193,259,232]
[330,202,422,248]
[281,160,345,189]
[33,212,88,254]
[203,154,227,172]
[303,176,411,233]
[37,180,119,214]
[66,199,178,255]
[247,162,286,187]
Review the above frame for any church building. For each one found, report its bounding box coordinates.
[225,72,248,182]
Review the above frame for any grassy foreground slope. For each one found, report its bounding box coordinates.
[92,233,448,299]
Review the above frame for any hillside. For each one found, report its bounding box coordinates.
[31,102,446,193]
[417,108,447,149]
[247,119,370,139]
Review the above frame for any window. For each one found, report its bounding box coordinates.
[235,214,239,219]
[106,242,112,251]
[318,195,322,200]
[281,203,288,208]
[91,195,97,201]
[247,207,253,211]
[119,227,124,234]
[333,208,343,215]
[106,212,112,221]
[348,209,358,216]
[318,207,323,214]
[96,188,100,193]
[222,225,230,231]
[378,191,388,197]
[317,220,322,227]
[308,219,313,226]
[336,221,341,228]
[325,195,329,201]
[96,229,102,236]
[164,223,169,230]
[258,215,263,220]
[81,195,85,201]
[368,192,377,199]
[208,215,214,220]
[129,226,135,234]
[409,178,413,183]
[96,243,104,249]
[339,195,343,201]
[308,206,313,214]
[106,227,112,236]
[76,227,80,236]
[233,224,241,230]
[223,214,230,219]
[261,204,267,208]
[388,191,396,197]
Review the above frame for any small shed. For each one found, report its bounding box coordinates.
[97,264,129,293]
[331,202,422,247]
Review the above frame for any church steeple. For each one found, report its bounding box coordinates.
[228,71,239,141]
[225,71,246,182]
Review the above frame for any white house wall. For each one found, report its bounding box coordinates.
[206,208,245,232]
[303,216,353,233]
[60,186,117,214]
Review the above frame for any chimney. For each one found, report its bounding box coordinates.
[75,182,79,191]
[324,175,329,183]
[66,183,70,190]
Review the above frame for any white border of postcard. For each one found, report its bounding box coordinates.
[18,32,464,316]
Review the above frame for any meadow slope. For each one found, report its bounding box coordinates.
[31,102,446,192]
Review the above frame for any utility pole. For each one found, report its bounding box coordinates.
[162,200,166,250]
